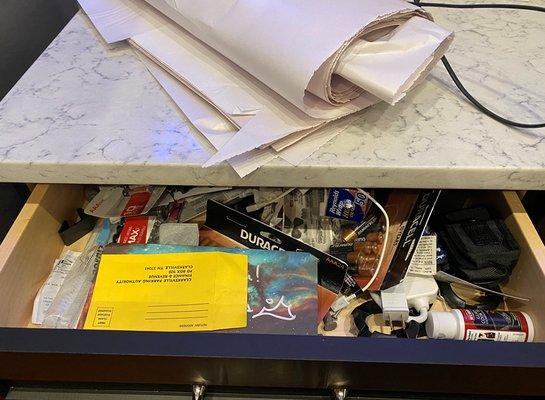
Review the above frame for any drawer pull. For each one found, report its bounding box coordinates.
[192,384,206,400]
[333,388,348,400]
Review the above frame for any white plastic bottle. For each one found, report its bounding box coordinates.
[426,309,534,342]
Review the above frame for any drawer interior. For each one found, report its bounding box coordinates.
[1,185,544,341]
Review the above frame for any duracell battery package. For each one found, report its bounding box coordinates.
[379,189,441,290]
[344,189,441,292]
[202,200,349,319]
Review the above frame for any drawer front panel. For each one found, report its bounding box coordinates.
[1,185,545,396]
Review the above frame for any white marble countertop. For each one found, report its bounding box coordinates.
[0,4,544,188]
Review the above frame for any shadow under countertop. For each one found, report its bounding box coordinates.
[0,0,78,100]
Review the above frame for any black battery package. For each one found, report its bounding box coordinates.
[203,200,349,319]
[380,189,441,289]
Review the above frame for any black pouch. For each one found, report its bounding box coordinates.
[437,206,520,287]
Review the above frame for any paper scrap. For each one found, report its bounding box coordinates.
[32,251,81,325]
[84,252,248,331]
[156,186,232,207]
[178,188,253,222]
[407,235,437,276]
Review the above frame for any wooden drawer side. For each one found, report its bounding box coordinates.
[0,185,83,327]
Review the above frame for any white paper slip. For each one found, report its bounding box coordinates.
[135,47,341,175]
[144,0,431,116]
[32,251,82,325]
[434,271,530,302]
[278,112,363,166]
[407,235,437,276]
[335,17,453,105]
[78,0,166,43]
[134,48,279,177]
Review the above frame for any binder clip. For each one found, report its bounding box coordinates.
[58,208,98,245]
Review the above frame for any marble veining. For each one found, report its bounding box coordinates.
[0,5,544,188]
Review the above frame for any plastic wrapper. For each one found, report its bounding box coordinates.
[283,189,341,252]
[42,220,111,329]
[84,185,166,218]
[112,215,163,245]
[32,251,81,325]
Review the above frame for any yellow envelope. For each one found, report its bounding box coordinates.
[84,252,248,332]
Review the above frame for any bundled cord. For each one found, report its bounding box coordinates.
[410,1,545,128]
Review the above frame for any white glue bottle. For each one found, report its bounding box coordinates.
[426,309,534,342]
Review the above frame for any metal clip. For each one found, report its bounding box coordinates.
[333,388,348,400]
[192,384,206,400]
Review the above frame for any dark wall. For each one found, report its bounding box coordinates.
[0,0,78,99]
[0,0,77,241]
[0,184,30,241]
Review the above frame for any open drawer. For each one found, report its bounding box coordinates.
[1,185,545,396]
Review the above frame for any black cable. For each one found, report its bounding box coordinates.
[410,1,545,128]
[441,56,545,128]
[413,1,545,13]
